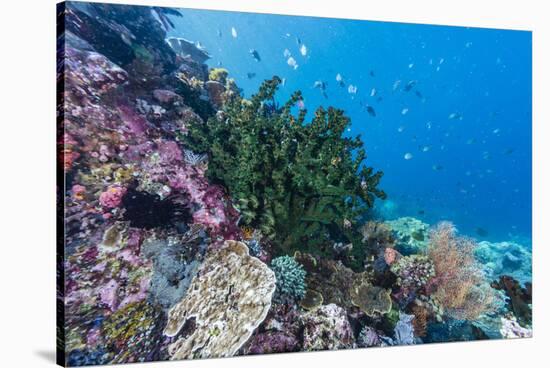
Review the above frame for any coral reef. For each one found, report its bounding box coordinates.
[491,275,532,327]
[500,317,533,338]
[350,281,393,317]
[270,255,307,303]
[475,241,532,284]
[301,304,354,351]
[385,217,429,255]
[101,301,168,363]
[142,225,208,310]
[164,240,276,359]
[390,254,435,306]
[427,222,496,321]
[57,2,532,363]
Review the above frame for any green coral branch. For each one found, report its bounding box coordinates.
[184,77,386,268]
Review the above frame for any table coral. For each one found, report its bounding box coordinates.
[164,240,276,359]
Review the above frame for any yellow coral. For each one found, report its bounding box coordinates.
[208,67,229,83]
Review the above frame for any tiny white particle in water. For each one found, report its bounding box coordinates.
[231,27,238,38]
[401,108,409,115]
[300,44,307,56]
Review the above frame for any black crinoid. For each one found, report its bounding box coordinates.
[121,188,192,229]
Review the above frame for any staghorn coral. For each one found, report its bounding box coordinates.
[164,240,276,359]
[183,77,385,267]
[271,255,307,303]
[301,304,354,351]
[427,222,497,321]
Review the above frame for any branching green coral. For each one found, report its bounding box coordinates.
[184,77,385,265]
[271,255,307,302]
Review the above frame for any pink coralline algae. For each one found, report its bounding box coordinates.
[99,186,127,209]
[158,141,183,163]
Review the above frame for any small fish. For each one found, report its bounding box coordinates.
[493,128,500,134]
[370,70,375,77]
[503,147,515,155]
[365,105,376,117]
[432,164,444,171]
[392,80,402,91]
[421,145,430,152]
[281,78,286,87]
[418,209,425,215]
[404,153,413,160]
[297,99,305,110]
[439,58,445,64]
[313,80,326,90]
[336,73,345,87]
[296,36,302,45]
[426,121,432,129]
[283,49,291,58]
[348,85,358,94]
[370,88,377,97]
[475,227,489,237]
[401,108,409,115]
[404,80,417,92]
[408,63,414,69]
[249,49,261,62]
[217,29,222,38]
[246,72,256,79]
[231,27,238,38]
[287,56,298,70]
[300,44,307,56]
[448,112,462,120]
[415,90,423,99]
[397,126,405,133]
[313,80,328,98]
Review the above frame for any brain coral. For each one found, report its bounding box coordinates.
[163,240,276,359]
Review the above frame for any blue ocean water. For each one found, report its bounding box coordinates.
[168,9,532,246]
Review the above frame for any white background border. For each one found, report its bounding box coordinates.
[1,0,547,367]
